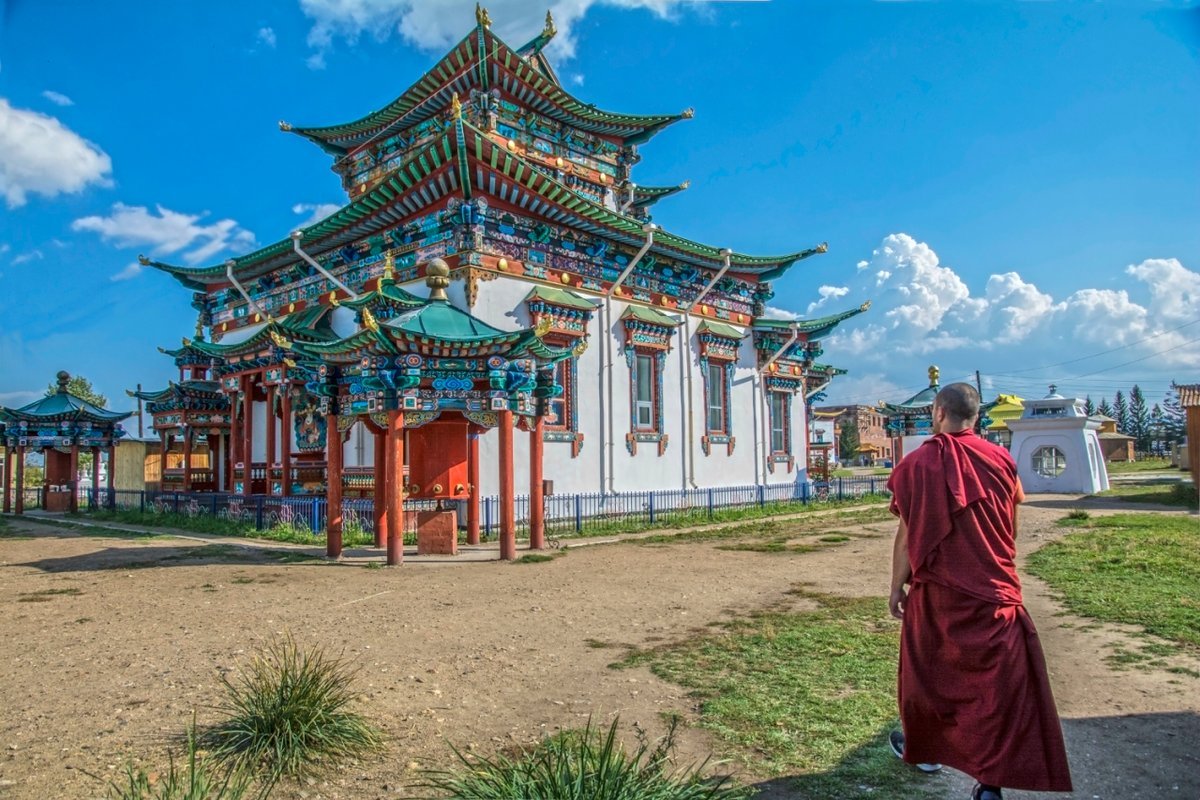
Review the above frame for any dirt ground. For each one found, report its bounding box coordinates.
[0,495,1197,800]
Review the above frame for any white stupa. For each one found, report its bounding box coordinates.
[1006,386,1109,494]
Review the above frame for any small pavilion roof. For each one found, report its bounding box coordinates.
[695,320,745,339]
[281,14,689,157]
[524,285,600,311]
[340,273,427,314]
[189,307,337,358]
[3,373,132,425]
[621,304,680,327]
[129,380,226,403]
[147,118,825,291]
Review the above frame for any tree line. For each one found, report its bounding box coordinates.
[1085,383,1188,455]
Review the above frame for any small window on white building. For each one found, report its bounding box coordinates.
[1032,446,1066,478]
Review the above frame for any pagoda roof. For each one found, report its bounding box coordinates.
[147,118,825,291]
[4,380,131,426]
[752,302,871,340]
[631,182,689,208]
[809,363,848,376]
[339,274,427,313]
[621,304,680,327]
[129,380,225,403]
[189,307,337,358]
[696,320,745,339]
[281,17,688,157]
[524,285,600,311]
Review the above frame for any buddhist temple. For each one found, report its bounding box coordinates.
[131,6,866,559]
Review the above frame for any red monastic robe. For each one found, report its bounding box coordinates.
[887,430,1072,791]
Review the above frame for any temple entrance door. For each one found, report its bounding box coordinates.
[406,417,470,556]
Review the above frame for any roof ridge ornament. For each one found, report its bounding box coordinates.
[543,10,556,38]
[279,120,293,132]
[56,370,70,394]
[382,252,396,283]
[450,91,463,121]
[928,365,940,387]
[681,108,695,119]
[425,258,451,301]
[475,3,491,29]
[361,306,380,333]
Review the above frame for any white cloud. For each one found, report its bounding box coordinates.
[299,0,698,67]
[110,262,144,282]
[257,26,278,47]
[0,98,112,208]
[292,201,342,228]
[0,390,40,406]
[0,243,11,256]
[805,284,849,315]
[41,90,74,107]
[71,202,256,270]
[11,249,43,265]
[760,305,799,321]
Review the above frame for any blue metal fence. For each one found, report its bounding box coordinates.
[79,476,888,540]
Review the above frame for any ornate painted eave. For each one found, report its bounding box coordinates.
[339,273,427,314]
[631,181,689,208]
[523,285,600,311]
[189,309,338,359]
[620,304,681,328]
[752,302,870,340]
[282,19,689,157]
[695,320,745,339]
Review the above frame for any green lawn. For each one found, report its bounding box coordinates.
[1092,481,1198,508]
[1105,458,1177,474]
[618,592,937,799]
[1027,513,1200,651]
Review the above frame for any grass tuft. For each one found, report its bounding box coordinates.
[108,719,253,800]
[1065,509,1090,521]
[203,635,383,786]
[420,715,748,800]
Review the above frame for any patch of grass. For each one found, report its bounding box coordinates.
[1105,458,1175,474]
[818,534,851,543]
[617,591,933,798]
[634,507,893,549]
[715,539,822,554]
[1028,513,1200,652]
[108,720,253,800]
[364,561,383,570]
[1092,482,1198,507]
[584,638,616,649]
[516,552,558,564]
[231,577,255,585]
[420,716,748,800]
[1065,508,1090,521]
[204,635,382,787]
[76,617,93,624]
[18,587,82,602]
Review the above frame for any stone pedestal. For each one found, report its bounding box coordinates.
[416,510,458,555]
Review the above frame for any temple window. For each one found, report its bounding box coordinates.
[620,305,678,457]
[1032,446,1066,478]
[524,286,595,458]
[706,362,728,434]
[696,321,741,456]
[769,391,791,455]
[633,352,659,432]
[546,357,574,433]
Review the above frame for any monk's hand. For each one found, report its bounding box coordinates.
[889,585,907,620]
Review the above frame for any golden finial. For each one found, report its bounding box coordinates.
[572,339,588,357]
[424,258,451,301]
[534,316,553,337]
[382,252,395,282]
[543,10,556,37]
[928,365,940,387]
[279,120,292,131]
[195,316,205,339]
[138,254,152,266]
[859,300,871,311]
[817,242,829,253]
[362,306,379,333]
[283,357,297,368]
[450,91,462,121]
[475,3,491,28]
[181,337,192,348]
[269,330,293,349]
[328,291,340,307]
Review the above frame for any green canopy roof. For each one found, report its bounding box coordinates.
[696,320,745,339]
[4,374,131,425]
[752,302,871,340]
[524,285,600,311]
[621,305,680,327]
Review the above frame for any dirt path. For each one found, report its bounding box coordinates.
[0,497,1195,800]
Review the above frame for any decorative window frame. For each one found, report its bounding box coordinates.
[526,290,595,458]
[763,372,804,474]
[697,329,740,457]
[621,314,676,457]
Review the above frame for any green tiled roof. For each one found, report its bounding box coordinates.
[632,182,689,208]
[753,302,871,340]
[621,305,680,327]
[340,279,426,313]
[129,381,227,403]
[5,389,131,424]
[696,320,745,339]
[524,285,600,311]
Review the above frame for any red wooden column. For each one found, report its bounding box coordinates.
[241,375,254,498]
[498,409,515,561]
[529,415,545,550]
[14,445,25,514]
[106,445,116,508]
[68,444,80,514]
[280,386,293,496]
[466,428,480,545]
[182,426,193,492]
[265,386,277,493]
[325,411,344,559]
[386,411,405,566]
[227,391,240,493]
[372,428,387,548]
[3,445,12,513]
[90,446,101,508]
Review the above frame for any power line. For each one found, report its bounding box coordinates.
[988,317,1200,376]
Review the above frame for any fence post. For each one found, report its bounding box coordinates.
[574,494,582,533]
[255,496,265,530]
[648,491,656,524]
[838,477,844,500]
[139,491,145,514]
[707,488,714,518]
[173,493,180,514]
[757,484,764,508]
[484,497,492,539]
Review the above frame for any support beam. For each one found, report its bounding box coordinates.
[265,385,277,493]
[529,415,545,550]
[106,445,116,509]
[228,389,241,492]
[498,409,515,560]
[241,375,254,498]
[68,444,79,514]
[15,445,25,515]
[3,446,12,514]
[182,426,193,492]
[280,386,293,496]
[386,411,405,566]
[91,446,101,509]
[373,428,387,548]
[467,429,480,545]
[326,411,343,559]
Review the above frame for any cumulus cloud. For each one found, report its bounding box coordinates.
[760,305,798,321]
[41,90,74,107]
[257,26,277,47]
[110,262,144,282]
[292,201,342,228]
[299,0,699,67]
[72,203,256,270]
[0,98,112,208]
[805,284,849,315]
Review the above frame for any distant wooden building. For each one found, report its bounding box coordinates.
[1176,383,1199,489]
[1092,415,1135,463]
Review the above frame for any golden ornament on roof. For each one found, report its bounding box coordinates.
[269,330,293,350]
[543,10,556,37]
[137,254,152,266]
[928,365,940,386]
[475,3,491,28]
[572,339,588,357]
[181,337,192,348]
[534,316,553,337]
[425,258,451,301]
[361,306,380,333]
[329,291,340,307]
[450,91,462,120]
[382,252,396,281]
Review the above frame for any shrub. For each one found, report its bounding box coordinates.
[420,716,748,800]
[204,636,382,787]
[109,721,254,800]
[1065,509,1090,521]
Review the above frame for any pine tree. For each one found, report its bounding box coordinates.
[1097,397,1113,418]
[1162,385,1187,445]
[1113,391,1129,435]
[1150,404,1165,456]
[838,417,861,466]
[1129,385,1150,453]
[1084,395,1095,416]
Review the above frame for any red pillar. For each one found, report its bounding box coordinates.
[242,376,254,498]
[265,385,277,494]
[106,445,115,508]
[3,446,12,514]
[373,428,387,548]
[182,426,193,492]
[498,409,515,561]
[14,445,25,515]
[68,444,79,514]
[466,429,480,545]
[91,446,101,508]
[326,411,343,559]
[280,386,292,496]
[529,415,545,550]
[386,411,405,566]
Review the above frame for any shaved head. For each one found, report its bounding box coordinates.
[935,383,980,427]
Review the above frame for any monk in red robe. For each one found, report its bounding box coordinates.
[887,383,1072,800]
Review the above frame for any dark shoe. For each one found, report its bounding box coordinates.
[971,784,1003,800]
[888,729,942,773]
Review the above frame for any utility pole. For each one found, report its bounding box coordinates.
[136,383,144,437]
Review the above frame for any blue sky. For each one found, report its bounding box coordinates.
[1,0,1197,419]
